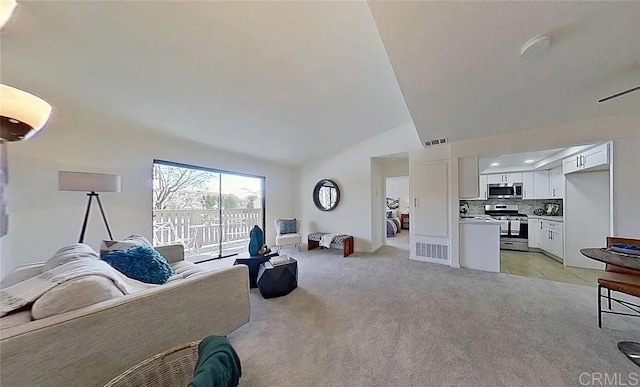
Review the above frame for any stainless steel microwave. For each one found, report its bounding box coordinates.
[487,183,523,199]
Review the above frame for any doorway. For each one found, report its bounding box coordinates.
[152,160,265,262]
[384,175,410,250]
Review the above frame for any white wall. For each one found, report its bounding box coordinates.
[410,110,640,267]
[381,158,409,177]
[612,136,640,238]
[564,170,608,269]
[385,176,409,214]
[1,110,296,278]
[296,122,421,253]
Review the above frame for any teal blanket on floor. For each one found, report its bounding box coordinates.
[189,336,242,387]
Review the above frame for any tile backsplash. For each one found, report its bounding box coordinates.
[460,199,563,216]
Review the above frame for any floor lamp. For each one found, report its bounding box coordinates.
[58,171,121,243]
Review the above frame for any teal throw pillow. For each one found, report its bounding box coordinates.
[102,245,174,285]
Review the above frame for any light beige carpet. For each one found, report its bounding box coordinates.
[226,246,640,386]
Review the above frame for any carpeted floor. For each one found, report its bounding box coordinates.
[226,246,640,386]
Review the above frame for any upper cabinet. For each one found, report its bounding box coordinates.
[562,143,610,175]
[486,172,522,184]
[521,170,554,200]
[522,172,534,199]
[549,166,564,198]
[458,156,479,199]
[533,170,550,199]
[478,174,488,199]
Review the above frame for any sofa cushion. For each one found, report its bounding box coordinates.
[275,218,297,235]
[168,261,208,282]
[102,245,174,285]
[0,310,32,329]
[31,276,124,320]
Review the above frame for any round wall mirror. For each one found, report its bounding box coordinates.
[313,179,341,211]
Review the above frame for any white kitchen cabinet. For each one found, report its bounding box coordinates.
[563,143,610,174]
[533,170,550,199]
[551,229,564,258]
[583,144,609,170]
[412,161,449,237]
[528,219,541,248]
[458,156,479,199]
[563,155,580,175]
[522,172,534,199]
[549,167,564,198]
[487,174,503,184]
[486,172,523,184]
[505,172,522,183]
[478,174,488,199]
[540,220,564,261]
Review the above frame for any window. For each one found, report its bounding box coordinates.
[152,160,265,262]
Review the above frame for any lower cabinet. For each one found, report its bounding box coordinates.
[539,220,564,262]
[528,219,540,248]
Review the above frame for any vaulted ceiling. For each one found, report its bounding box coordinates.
[2,2,638,164]
[0,1,411,164]
[368,1,640,145]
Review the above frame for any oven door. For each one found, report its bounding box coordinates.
[487,183,523,199]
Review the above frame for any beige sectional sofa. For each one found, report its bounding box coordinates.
[0,245,250,387]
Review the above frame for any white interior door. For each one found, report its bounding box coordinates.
[412,161,449,237]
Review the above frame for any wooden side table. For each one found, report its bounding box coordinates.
[400,213,410,230]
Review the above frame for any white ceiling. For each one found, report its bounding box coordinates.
[0,1,411,165]
[3,2,639,165]
[480,148,565,173]
[368,1,640,145]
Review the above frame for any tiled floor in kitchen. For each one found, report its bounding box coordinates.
[500,250,603,287]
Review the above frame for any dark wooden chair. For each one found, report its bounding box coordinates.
[597,237,640,328]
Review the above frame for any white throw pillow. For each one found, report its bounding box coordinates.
[31,275,124,320]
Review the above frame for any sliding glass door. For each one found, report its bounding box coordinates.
[152,160,265,263]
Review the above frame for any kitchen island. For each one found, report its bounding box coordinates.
[459,218,501,273]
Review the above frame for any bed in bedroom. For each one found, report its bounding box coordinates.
[385,209,402,237]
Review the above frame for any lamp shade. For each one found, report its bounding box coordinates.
[0,0,17,30]
[58,171,121,193]
[1,84,53,141]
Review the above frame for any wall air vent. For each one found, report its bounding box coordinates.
[424,138,447,147]
[415,242,449,260]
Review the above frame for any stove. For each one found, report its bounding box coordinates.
[484,205,529,251]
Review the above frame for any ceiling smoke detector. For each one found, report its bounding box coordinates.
[520,35,551,59]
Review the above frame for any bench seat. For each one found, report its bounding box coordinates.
[307,232,354,257]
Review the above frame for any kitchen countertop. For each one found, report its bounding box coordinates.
[459,217,501,225]
[527,215,564,222]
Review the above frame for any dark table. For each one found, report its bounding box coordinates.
[233,252,279,288]
[257,258,298,299]
[581,248,640,367]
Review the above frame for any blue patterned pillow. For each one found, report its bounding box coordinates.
[276,218,297,235]
[102,245,174,285]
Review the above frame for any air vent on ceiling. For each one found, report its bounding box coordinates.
[415,242,449,260]
[424,138,447,147]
